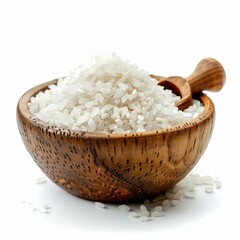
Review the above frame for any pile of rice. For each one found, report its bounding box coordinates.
[29,53,204,133]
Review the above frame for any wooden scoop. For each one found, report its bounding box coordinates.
[150,58,226,110]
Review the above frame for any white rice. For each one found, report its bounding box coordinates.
[184,191,196,199]
[151,211,164,217]
[118,204,131,211]
[140,204,147,211]
[129,212,140,218]
[138,216,151,222]
[171,199,180,206]
[35,176,48,184]
[28,53,204,133]
[162,199,171,207]
[94,201,106,209]
[126,172,221,222]
[153,206,163,212]
[138,210,150,217]
[22,201,50,213]
[215,180,222,189]
[205,187,214,193]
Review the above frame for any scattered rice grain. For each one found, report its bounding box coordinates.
[153,206,163,212]
[162,199,171,207]
[138,210,150,217]
[184,191,196,199]
[35,176,48,184]
[22,201,50,213]
[129,212,140,218]
[36,206,49,213]
[118,204,131,211]
[215,180,222,189]
[205,187,214,193]
[95,202,106,209]
[140,204,147,211]
[171,200,180,206]
[151,211,164,217]
[138,216,151,222]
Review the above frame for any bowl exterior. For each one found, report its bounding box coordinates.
[17,81,215,202]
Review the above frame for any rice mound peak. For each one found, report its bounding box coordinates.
[29,53,204,133]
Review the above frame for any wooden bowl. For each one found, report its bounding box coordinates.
[17,79,215,202]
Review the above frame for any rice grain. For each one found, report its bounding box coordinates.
[118,204,131,211]
[95,202,106,209]
[138,216,150,222]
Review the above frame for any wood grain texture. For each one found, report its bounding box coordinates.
[186,57,226,94]
[17,80,215,202]
[151,57,226,110]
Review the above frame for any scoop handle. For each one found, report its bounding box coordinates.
[186,58,226,95]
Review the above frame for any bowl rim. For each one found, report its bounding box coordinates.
[17,79,215,139]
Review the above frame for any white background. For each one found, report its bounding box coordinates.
[2,0,240,239]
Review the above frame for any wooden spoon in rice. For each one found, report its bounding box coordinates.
[150,58,226,110]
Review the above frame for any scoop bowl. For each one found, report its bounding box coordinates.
[17,80,215,202]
